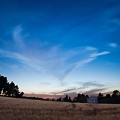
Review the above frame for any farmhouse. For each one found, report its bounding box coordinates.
[87,96,98,103]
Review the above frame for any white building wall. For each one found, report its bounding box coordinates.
[87,97,98,103]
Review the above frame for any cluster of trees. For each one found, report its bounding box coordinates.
[57,94,88,103]
[57,91,120,104]
[98,90,120,104]
[0,75,24,98]
[57,95,72,102]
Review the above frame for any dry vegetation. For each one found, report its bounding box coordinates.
[0,96,120,120]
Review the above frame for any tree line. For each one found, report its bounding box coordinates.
[0,75,24,97]
[57,90,120,104]
[98,90,120,104]
[56,90,120,104]
[0,74,120,104]
[57,94,88,103]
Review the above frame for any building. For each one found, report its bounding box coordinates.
[87,96,98,103]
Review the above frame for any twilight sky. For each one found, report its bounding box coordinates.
[0,0,120,97]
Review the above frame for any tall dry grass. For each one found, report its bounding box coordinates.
[0,96,120,120]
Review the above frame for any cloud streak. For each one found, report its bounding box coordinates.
[12,25,26,48]
[90,51,110,57]
[79,81,105,88]
[109,43,118,48]
[84,88,106,96]
[51,81,105,95]
[0,26,111,81]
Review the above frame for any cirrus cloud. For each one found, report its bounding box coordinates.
[0,26,111,81]
[109,43,118,48]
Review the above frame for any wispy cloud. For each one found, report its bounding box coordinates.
[84,88,106,96]
[51,88,78,95]
[90,51,110,57]
[0,26,111,81]
[51,81,105,95]
[109,43,118,48]
[0,49,44,72]
[0,47,110,81]
[80,81,105,88]
[13,25,25,47]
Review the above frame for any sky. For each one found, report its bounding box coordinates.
[0,0,120,98]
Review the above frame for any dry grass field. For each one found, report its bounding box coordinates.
[0,96,120,120]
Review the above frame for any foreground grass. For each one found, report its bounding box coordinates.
[0,97,120,120]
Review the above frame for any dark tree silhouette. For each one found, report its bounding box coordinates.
[86,95,89,98]
[112,90,120,96]
[0,75,8,94]
[0,75,24,98]
[63,95,69,102]
[97,90,120,104]
[74,93,87,103]
[112,90,120,104]
[57,97,62,101]
[68,96,72,102]
[105,94,111,103]
[98,93,103,103]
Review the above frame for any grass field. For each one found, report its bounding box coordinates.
[0,96,120,120]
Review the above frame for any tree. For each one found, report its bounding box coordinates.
[68,97,72,102]
[0,75,8,94]
[0,74,24,98]
[98,93,103,103]
[63,95,69,102]
[112,90,120,104]
[86,95,89,98]
[105,94,111,103]
[75,93,87,103]
[106,94,111,98]
[15,92,24,98]
[57,97,62,101]
[112,90,120,96]
[76,93,82,102]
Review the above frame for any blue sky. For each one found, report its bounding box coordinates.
[0,0,120,97]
